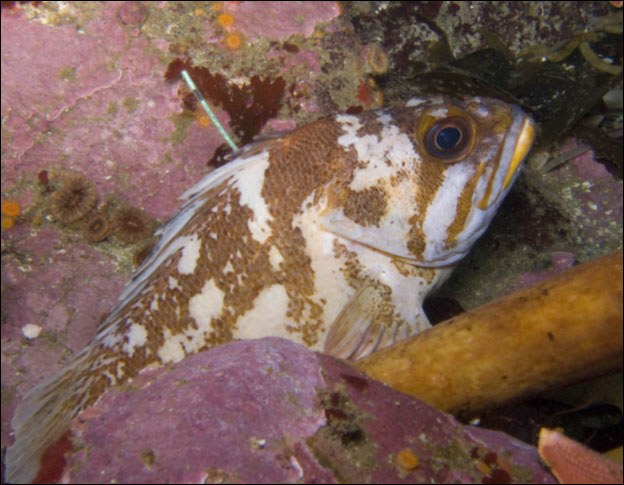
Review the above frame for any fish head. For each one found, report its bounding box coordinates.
[322,95,536,267]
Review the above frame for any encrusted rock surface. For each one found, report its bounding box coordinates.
[62,338,556,484]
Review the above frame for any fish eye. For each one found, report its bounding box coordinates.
[424,116,473,160]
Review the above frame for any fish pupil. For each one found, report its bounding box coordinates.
[436,126,461,150]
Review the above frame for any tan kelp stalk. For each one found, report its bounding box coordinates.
[358,251,623,416]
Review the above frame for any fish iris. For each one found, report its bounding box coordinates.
[425,116,473,160]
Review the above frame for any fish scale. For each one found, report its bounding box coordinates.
[5,95,535,483]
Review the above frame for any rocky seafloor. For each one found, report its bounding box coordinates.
[2,1,622,482]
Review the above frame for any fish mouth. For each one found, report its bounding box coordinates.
[502,114,536,190]
[478,106,536,211]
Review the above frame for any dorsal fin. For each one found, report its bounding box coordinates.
[109,149,273,325]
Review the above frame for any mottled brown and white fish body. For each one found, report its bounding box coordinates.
[6,95,535,483]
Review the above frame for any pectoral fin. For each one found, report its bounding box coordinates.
[324,280,401,360]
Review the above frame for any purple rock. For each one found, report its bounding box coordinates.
[62,338,556,484]
[223,2,342,42]
[516,251,576,288]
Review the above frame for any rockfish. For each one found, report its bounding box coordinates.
[5,95,535,483]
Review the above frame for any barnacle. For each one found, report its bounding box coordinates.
[367,44,389,75]
[116,1,148,28]
[225,32,243,50]
[197,114,212,127]
[1,200,21,217]
[1,200,21,231]
[217,12,234,27]
[82,213,111,243]
[396,448,420,471]
[112,205,154,244]
[1,218,14,230]
[49,175,97,223]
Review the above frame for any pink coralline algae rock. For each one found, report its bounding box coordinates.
[115,1,149,29]
[1,4,217,218]
[516,252,576,288]
[223,1,342,42]
[548,140,622,260]
[0,224,128,445]
[62,338,556,484]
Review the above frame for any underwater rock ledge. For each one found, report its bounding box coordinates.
[57,337,555,484]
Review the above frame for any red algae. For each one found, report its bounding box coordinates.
[166,59,286,147]
[355,78,375,107]
[32,430,73,485]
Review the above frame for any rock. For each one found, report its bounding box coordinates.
[61,338,555,484]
